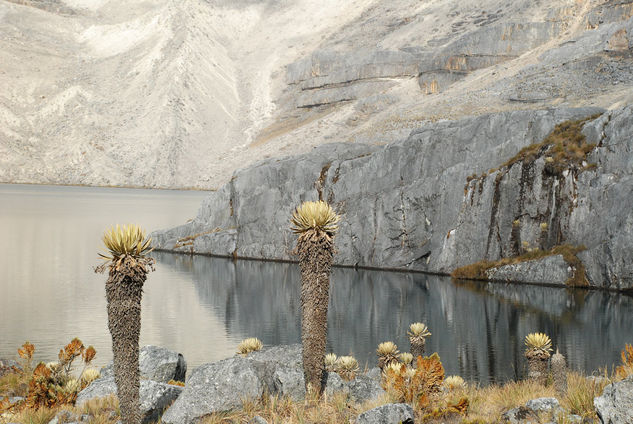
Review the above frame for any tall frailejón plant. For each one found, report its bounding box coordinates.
[95,224,154,424]
[291,200,340,396]
[524,332,552,385]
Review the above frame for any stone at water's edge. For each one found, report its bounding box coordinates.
[594,376,633,424]
[356,403,414,424]
[100,345,186,383]
[161,345,385,424]
[152,106,633,290]
[485,255,572,285]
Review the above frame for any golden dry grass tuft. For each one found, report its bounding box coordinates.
[0,371,29,398]
[0,406,57,424]
[562,371,609,420]
[459,379,557,422]
[199,391,366,424]
[615,344,633,380]
[236,338,263,356]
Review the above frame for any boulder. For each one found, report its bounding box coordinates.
[272,365,305,401]
[524,397,561,412]
[502,406,537,423]
[347,372,385,403]
[100,345,186,383]
[161,345,385,423]
[594,376,633,424]
[160,356,263,424]
[76,377,183,424]
[486,255,572,285]
[356,403,414,424]
[503,397,578,423]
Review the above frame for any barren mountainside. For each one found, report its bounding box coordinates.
[2,0,633,188]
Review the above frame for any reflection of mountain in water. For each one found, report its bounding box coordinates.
[155,252,633,384]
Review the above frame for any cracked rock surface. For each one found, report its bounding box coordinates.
[153,106,633,289]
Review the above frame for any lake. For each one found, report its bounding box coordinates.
[1,184,631,384]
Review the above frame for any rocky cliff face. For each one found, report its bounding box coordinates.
[152,105,633,290]
[2,0,633,188]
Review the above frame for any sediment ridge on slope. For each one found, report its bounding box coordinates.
[152,106,633,291]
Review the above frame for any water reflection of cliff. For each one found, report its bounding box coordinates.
[155,252,633,384]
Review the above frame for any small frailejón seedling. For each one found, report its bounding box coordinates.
[399,352,414,367]
[551,349,567,393]
[291,200,340,396]
[325,353,338,372]
[377,341,400,370]
[95,224,154,424]
[383,361,405,377]
[444,375,466,391]
[336,356,359,381]
[408,322,431,359]
[237,338,263,356]
[524,332,552,384]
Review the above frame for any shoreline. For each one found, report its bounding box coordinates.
[152,248,629,294]
[0,181,215,192]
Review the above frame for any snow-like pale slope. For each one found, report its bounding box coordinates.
[1,0,632,188]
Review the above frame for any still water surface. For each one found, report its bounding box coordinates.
[1,184,631,384]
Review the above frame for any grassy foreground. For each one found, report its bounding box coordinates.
[2,341,631,423]
[0,361,618,423]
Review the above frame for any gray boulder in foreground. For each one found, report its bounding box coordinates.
[76,377,183,424]
[594,376,633,424]
[160,356,263,424]
[161,345,385,424]
[100,345,186,383]
[356,403,414,424]
[503,397,581,423]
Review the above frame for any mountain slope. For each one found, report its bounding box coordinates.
[1,0,632,188]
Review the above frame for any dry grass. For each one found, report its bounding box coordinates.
[199,391,369,424]
[3,342,624,424]
[0,396,120,424]
[499,114,601,174]
[457,379,557,422]
[1,374,609,424]
[562,371,610,420]
[75,394,119,419]
[615,344,633,380]
[0,406,57,424]
[0,371,29,398]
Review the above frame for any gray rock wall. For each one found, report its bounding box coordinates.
[152,106,633,289]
